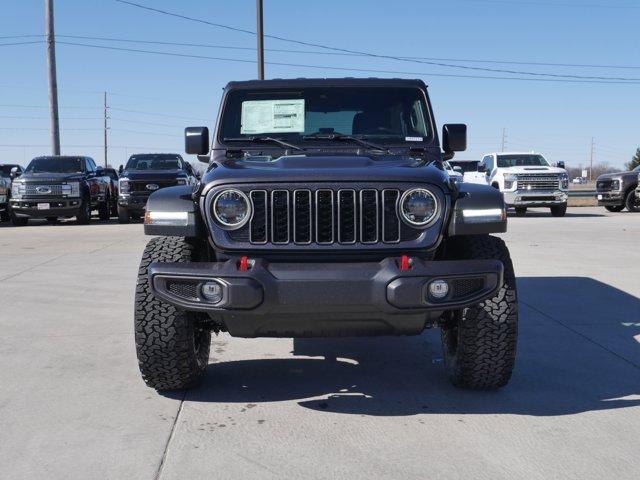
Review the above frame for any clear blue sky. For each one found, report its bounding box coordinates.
[1,0,638,171]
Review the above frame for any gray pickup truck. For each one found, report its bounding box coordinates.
[596,165,640,213]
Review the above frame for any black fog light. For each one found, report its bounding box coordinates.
[428,279,449,299]
[201,281,224,304]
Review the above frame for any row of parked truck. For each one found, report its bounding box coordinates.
[445,154,640,215]
[3,149,637,227]
[0,153,199,226]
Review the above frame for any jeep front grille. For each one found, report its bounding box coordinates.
[516,174,560,191]
[237,188,406,246]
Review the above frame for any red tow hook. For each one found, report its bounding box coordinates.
[239,256,250,272]
[400,255,412,271]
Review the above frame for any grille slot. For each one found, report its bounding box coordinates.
[315,189,334,244]
[271,190,290,244]
[451,278,485,299]
[293,190,312,244]
[382,190,401,243]
[360,189,379,244]
[338,190,356,244]
[249,190,267,244]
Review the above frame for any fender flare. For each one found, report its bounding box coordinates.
[448,183,507,236]
[143,186,201,237]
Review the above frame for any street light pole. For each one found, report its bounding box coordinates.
[45,0,61,155]
[104,91,109,167]
[256,0,264,80]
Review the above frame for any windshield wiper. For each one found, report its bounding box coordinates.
[302,133,390,153]
[223,136,304,152]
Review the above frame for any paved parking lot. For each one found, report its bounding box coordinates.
[1,207,639,480]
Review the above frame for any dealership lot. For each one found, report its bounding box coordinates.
[0,207,639,480]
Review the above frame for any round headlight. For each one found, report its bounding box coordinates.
[212,189,251,229]
[399,188,438,227]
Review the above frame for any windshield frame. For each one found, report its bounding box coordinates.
[25,157,85,174]
[215,85,437,150]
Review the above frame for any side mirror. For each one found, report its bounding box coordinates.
[95,166,105,176]
[185,126,210,156]
[477,164,487,173]
[118,165,124,174]
[556,161,566,169]
[442,124,467,154]
[10,166,21,178]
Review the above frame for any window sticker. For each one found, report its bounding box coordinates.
[241,99,305,134]
[405,136,423,142]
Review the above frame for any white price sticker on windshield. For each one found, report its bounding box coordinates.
[241,99,305,134]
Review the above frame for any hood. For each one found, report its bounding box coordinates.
[122,169,186,181]
[596,171,637,181]
[17,172,85,183]
[202,154,448,186]
[500,165,566,174]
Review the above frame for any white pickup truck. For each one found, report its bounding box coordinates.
[479,152,569,217]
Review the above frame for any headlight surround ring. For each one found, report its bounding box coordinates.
[212,188,252,230]
[398,187,439,228]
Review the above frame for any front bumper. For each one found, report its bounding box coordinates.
[503,189,567,207]
[9,197,82,218]
[148,256,503,338]
[118,194,149,212]
[596,191,623,206]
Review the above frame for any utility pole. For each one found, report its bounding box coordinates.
[45,0,61,155]
[589,137,595,181]
[256,0,264,80]
[501,128,507,152]
[103,91,109,167]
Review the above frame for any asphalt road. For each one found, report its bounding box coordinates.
[1,207,639,480]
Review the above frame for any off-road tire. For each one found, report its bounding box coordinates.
[11,215,28,226]
[135,236,211,391]
[441,235,518,390]
[605,205,624,213]
[117,205,130,224]
[514,207,527,217]
[625,189,640,213]
[550,204,567,217]
[76,198,92,224]
[98,194,110,221]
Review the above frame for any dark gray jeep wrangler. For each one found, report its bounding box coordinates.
[135,78,518,391]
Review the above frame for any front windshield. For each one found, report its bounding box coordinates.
[25,157,83,174]
[219,86,432,145]
[497,154,550,168]
[125,154,183,171]
[634,165,640,172]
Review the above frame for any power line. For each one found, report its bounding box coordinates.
[460,0,640,9]
[113,1,640,82]
[108,106,208,121]
[57,41,640,85]
[54,34,640,71]
[0,41,43,47]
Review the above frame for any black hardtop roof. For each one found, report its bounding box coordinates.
[32,155,90,160]
[129,153,182,157]
[225,77,428,90]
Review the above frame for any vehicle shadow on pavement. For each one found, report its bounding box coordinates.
[507,211,605,218]
[183,277,640,417]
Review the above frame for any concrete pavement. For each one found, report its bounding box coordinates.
[0,207,638,480]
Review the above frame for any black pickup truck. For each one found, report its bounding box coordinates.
[134,78,517,392]
[0,164,23,221]
[9,156,111,225]
[116,153,197,223]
